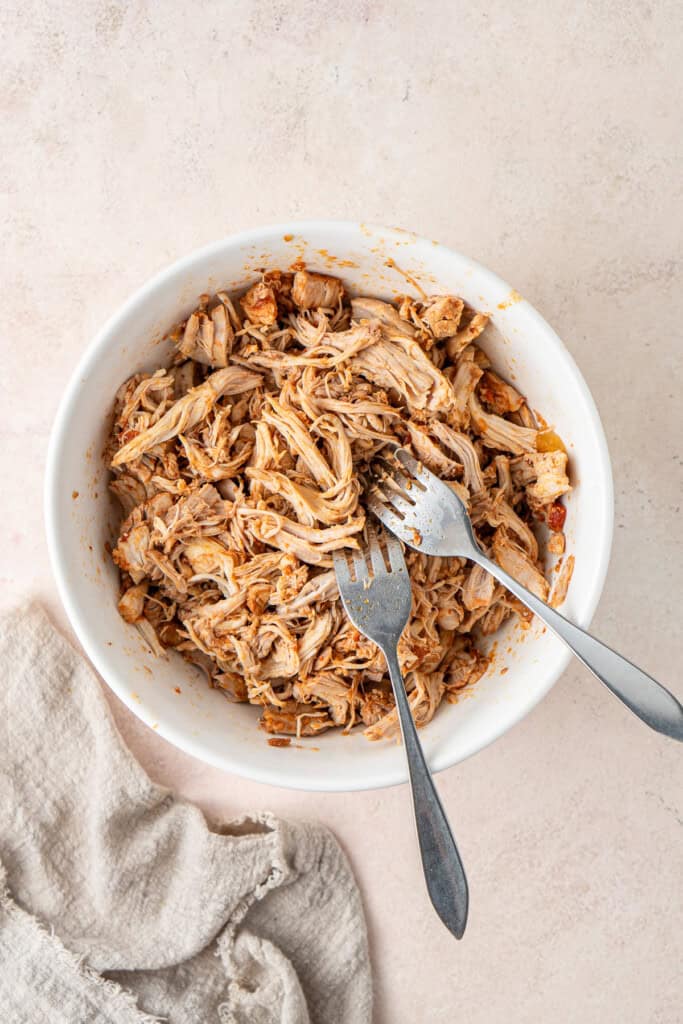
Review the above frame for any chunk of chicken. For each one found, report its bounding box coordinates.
[430,421,486,494]
[405,422,462,479]
[461,565,495,611]
[292,270,344,310]
[550,554,574,608]
[470,492,539,561]
[294,673,351,727]
[364,671,445,741]
[275,570,338,614]
[448,358,483,428]
[421,295,464,339]
[260,702,334,737]
[445,311,489,359]
[241,281,279,325]
[110,473,149,516]
[261,397,337,489]
[469,393,538,454]
[351,296,415,337]
[443,640,489,696]
[478,599,512,637]
[511,451,571,505]
[478,370,524,415]
[350,334,454,413]
[492,528,549,601]
[179,301,234,367]
[547,531,566,555]
[117,582,148,623]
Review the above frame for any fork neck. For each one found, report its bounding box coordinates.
[442,535,481,562]
[381,643,402,681]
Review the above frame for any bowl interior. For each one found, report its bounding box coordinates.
[45,222,613,791]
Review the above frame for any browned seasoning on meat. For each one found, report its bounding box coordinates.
[547,500,567,532]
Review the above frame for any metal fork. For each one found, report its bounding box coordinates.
[368,448,683,742]
[333,531,469,939]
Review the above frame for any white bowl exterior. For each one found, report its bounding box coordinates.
[45,222,613,791]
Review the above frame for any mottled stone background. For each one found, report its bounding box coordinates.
[1,2,681,1021]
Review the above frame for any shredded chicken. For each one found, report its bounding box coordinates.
[107,270,573,741]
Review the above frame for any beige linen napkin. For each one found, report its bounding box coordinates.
[0,605,372,1023]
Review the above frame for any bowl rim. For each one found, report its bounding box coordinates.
[45,220,614,790]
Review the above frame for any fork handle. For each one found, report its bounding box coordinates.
[475,553,683,741]
[384,646,469,939]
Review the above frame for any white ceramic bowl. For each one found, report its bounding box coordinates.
[45,222,613,791]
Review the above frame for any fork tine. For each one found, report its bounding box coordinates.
[367,529,388,576]
[375,458,416,500]
[395,447,471,513]
[377,486,418,520]
[367,490,409,530]
[367,491,401,530]
[384,531,407,572]
[332,549,352,585]
[351,548,369,582]
[394,447,432,489]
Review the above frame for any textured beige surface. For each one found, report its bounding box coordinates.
[1,2,682,1022]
